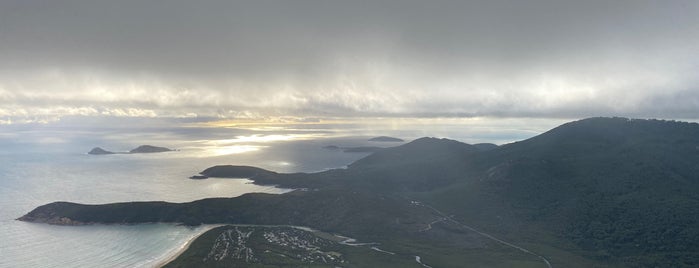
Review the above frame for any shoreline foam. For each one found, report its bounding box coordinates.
[153,224,224,268]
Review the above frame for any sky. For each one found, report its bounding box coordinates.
[1,0,698,126]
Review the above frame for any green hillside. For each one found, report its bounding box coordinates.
[19,117,699,267]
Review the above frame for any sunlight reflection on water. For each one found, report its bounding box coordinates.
[194,134,324,157]
[0,117,561,267]
[205,144,263,156]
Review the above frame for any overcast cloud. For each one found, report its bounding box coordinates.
[1,0,698,123]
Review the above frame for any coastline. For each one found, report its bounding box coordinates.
[151,224,356,267]
[153,224,225,268]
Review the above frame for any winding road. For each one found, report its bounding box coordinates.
[418,202,553,268]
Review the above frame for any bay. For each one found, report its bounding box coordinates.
[0,132,377,268]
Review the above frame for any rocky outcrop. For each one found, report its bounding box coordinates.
[16,202,87,225]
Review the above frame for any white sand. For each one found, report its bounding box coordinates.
[154,224,225,267]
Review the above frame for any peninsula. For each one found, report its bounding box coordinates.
[23,118,699,267]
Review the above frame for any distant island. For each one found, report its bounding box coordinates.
[321,145,341,150]
[319,136,404,153]
[87,147,115,155]
[22,117,699,267]
[129,145,173,153]
[87,145,174,155]
[340,146,384,153]
[323,145,386,153]
[368,136,404,142]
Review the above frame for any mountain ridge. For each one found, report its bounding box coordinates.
[20,117,699,267]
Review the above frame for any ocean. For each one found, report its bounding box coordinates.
[0,126,380,268]
[0,119,544,267]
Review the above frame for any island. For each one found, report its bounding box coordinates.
[87,147,115,155]
[23,118,699,267]
[340,146,384,153]
[368,136,404,142]
[323,145,385,153]
[196,165,275,179]
[129,145,173,153]
[87,145,174,155]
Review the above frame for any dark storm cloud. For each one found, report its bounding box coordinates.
[1,0,698,122]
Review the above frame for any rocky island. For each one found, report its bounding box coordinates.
[22,118,699,267]
[87,145,174,155]
[87,147,115,155]
[129,145,173,153]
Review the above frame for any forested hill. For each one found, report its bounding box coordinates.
[427,117,699,266]
[19,117,699,267]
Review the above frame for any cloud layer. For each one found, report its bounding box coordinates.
[1,0,698,123]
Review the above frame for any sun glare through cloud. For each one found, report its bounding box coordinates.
[4,2,699,268]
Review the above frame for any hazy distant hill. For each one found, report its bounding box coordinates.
[473,142,498,151]
[87,147,114,155]
[128,145,172,153]
[323,145,386,153]
[88,145,173,155]
[22,117,699,267]
[368,136,404,142]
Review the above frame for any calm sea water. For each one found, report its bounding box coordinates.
[0,119,545,267]
[0,128,381,268]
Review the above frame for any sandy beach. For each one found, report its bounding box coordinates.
[154,224,225,268]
